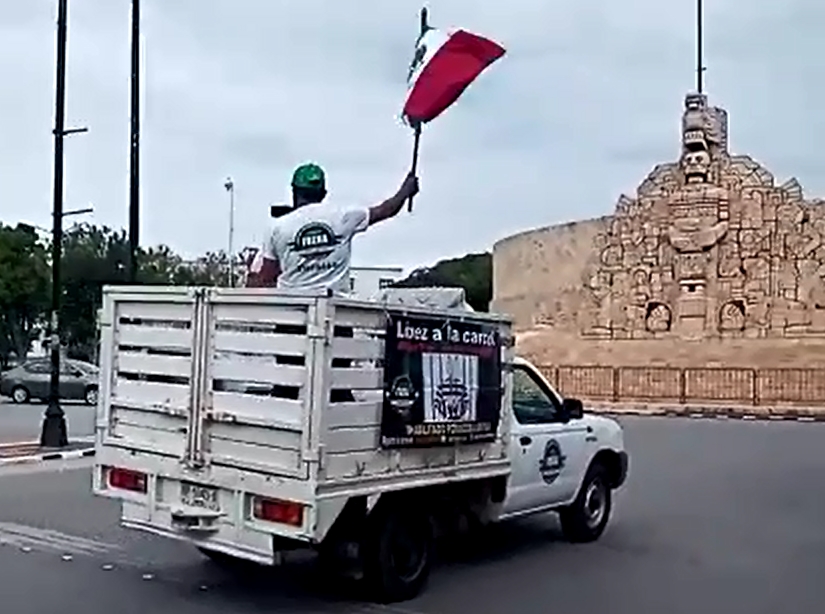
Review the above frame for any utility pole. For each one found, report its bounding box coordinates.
[224,177,235,287]
[128,0,141,282]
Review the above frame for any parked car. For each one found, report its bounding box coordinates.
[0,356,23,372]
[0,358,99,405]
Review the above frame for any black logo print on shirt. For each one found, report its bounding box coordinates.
[288,222,342,258]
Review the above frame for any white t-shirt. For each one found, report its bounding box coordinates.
[261,203,370,295]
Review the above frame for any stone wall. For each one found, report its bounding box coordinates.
[493,92,825,370]
[493,217,608,328]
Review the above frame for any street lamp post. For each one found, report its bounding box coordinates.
[42,0,69,448]
[224,177,235,287]
[41,0,89,449]
[128,0,141,283]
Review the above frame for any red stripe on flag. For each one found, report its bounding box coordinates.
[403,29,505,125]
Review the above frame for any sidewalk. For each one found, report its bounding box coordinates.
[587,401,825,421]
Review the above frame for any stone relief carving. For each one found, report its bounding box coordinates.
[576,92,825,340]
[645,302,672,333]
[719,300,746,332]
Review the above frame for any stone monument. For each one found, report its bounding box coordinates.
[582,93,825,342]
[492,93,825,368]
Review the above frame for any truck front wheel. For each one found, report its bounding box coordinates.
[559,463,612,543]
[362,501,434,603]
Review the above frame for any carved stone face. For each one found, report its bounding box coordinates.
[684,93,706,111]
[682,93,716,152]
[683,129,707,149]
[680,150,711,183]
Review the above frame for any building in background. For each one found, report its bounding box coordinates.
[349,266,404,298]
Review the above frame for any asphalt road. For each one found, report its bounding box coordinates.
[0,398,95,443]
[1,416,824,614]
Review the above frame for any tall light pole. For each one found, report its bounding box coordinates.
[42,0,88,448]
[128,0,140,283]
[224,177,235,287]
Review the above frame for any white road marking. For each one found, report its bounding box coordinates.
[0,522,121,557]
[0,456,93,478]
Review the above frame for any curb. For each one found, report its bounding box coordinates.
[588,406,825,423]
[0,447,95,467]
[0,436,94,450]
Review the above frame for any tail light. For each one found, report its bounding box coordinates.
[252,497,304,527]
[107,467,148,494]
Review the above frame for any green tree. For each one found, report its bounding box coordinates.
[393,252,492,311]
[60,225,230,360]
[0,223,50,367]
[170,251,231,286]
[138,244,184,284]
[61,224,132,361]
[140,246,230,286]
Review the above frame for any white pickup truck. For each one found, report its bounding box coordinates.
[92,286,628,603]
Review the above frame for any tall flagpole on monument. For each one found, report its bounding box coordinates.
[696,0,705,94]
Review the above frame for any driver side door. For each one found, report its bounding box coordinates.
[501,365,589,515]
[60,362,86,400]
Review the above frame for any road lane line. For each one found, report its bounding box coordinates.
[0,522,121,556]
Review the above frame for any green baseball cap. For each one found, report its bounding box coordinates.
[291,163,326,191]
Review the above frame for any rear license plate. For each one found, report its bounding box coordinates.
[181,482,219,511]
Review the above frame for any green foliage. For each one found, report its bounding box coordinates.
[169,251,233,287]
[60,224,132,361]
[393,252,492,312]
[0,223,49,366]
[60,226,229,361]
[140,246,231,286]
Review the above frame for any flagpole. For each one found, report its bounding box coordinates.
[408,123,422,211]
[407,6,428,212]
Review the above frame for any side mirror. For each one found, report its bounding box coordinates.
[560,397,584,422]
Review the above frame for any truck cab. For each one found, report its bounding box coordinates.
[500,357,627,540]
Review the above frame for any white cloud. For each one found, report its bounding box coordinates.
[1,0,824,272]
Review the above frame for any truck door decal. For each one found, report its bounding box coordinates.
[539,439,566,485]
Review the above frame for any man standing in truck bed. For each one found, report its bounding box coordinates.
[247,163,419,292]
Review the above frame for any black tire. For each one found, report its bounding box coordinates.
[362,501,434,603]
[10,386,30,404]
[84,386,98,406]
[559,463,612,543]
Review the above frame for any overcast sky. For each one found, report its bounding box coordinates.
[1,0,823,271]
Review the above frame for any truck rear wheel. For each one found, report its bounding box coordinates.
[362,501,433,603]
[559,463,612,543]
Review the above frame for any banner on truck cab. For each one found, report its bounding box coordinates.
[380,314,502,448]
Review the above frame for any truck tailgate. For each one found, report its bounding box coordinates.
[97,288,320,479]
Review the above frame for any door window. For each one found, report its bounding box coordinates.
[60,362,82,376]
[24,361,50,374]
[512,367,561,425]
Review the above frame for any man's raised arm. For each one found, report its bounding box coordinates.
[368,173,420,226]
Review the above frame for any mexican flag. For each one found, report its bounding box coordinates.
[402,23,505,126]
